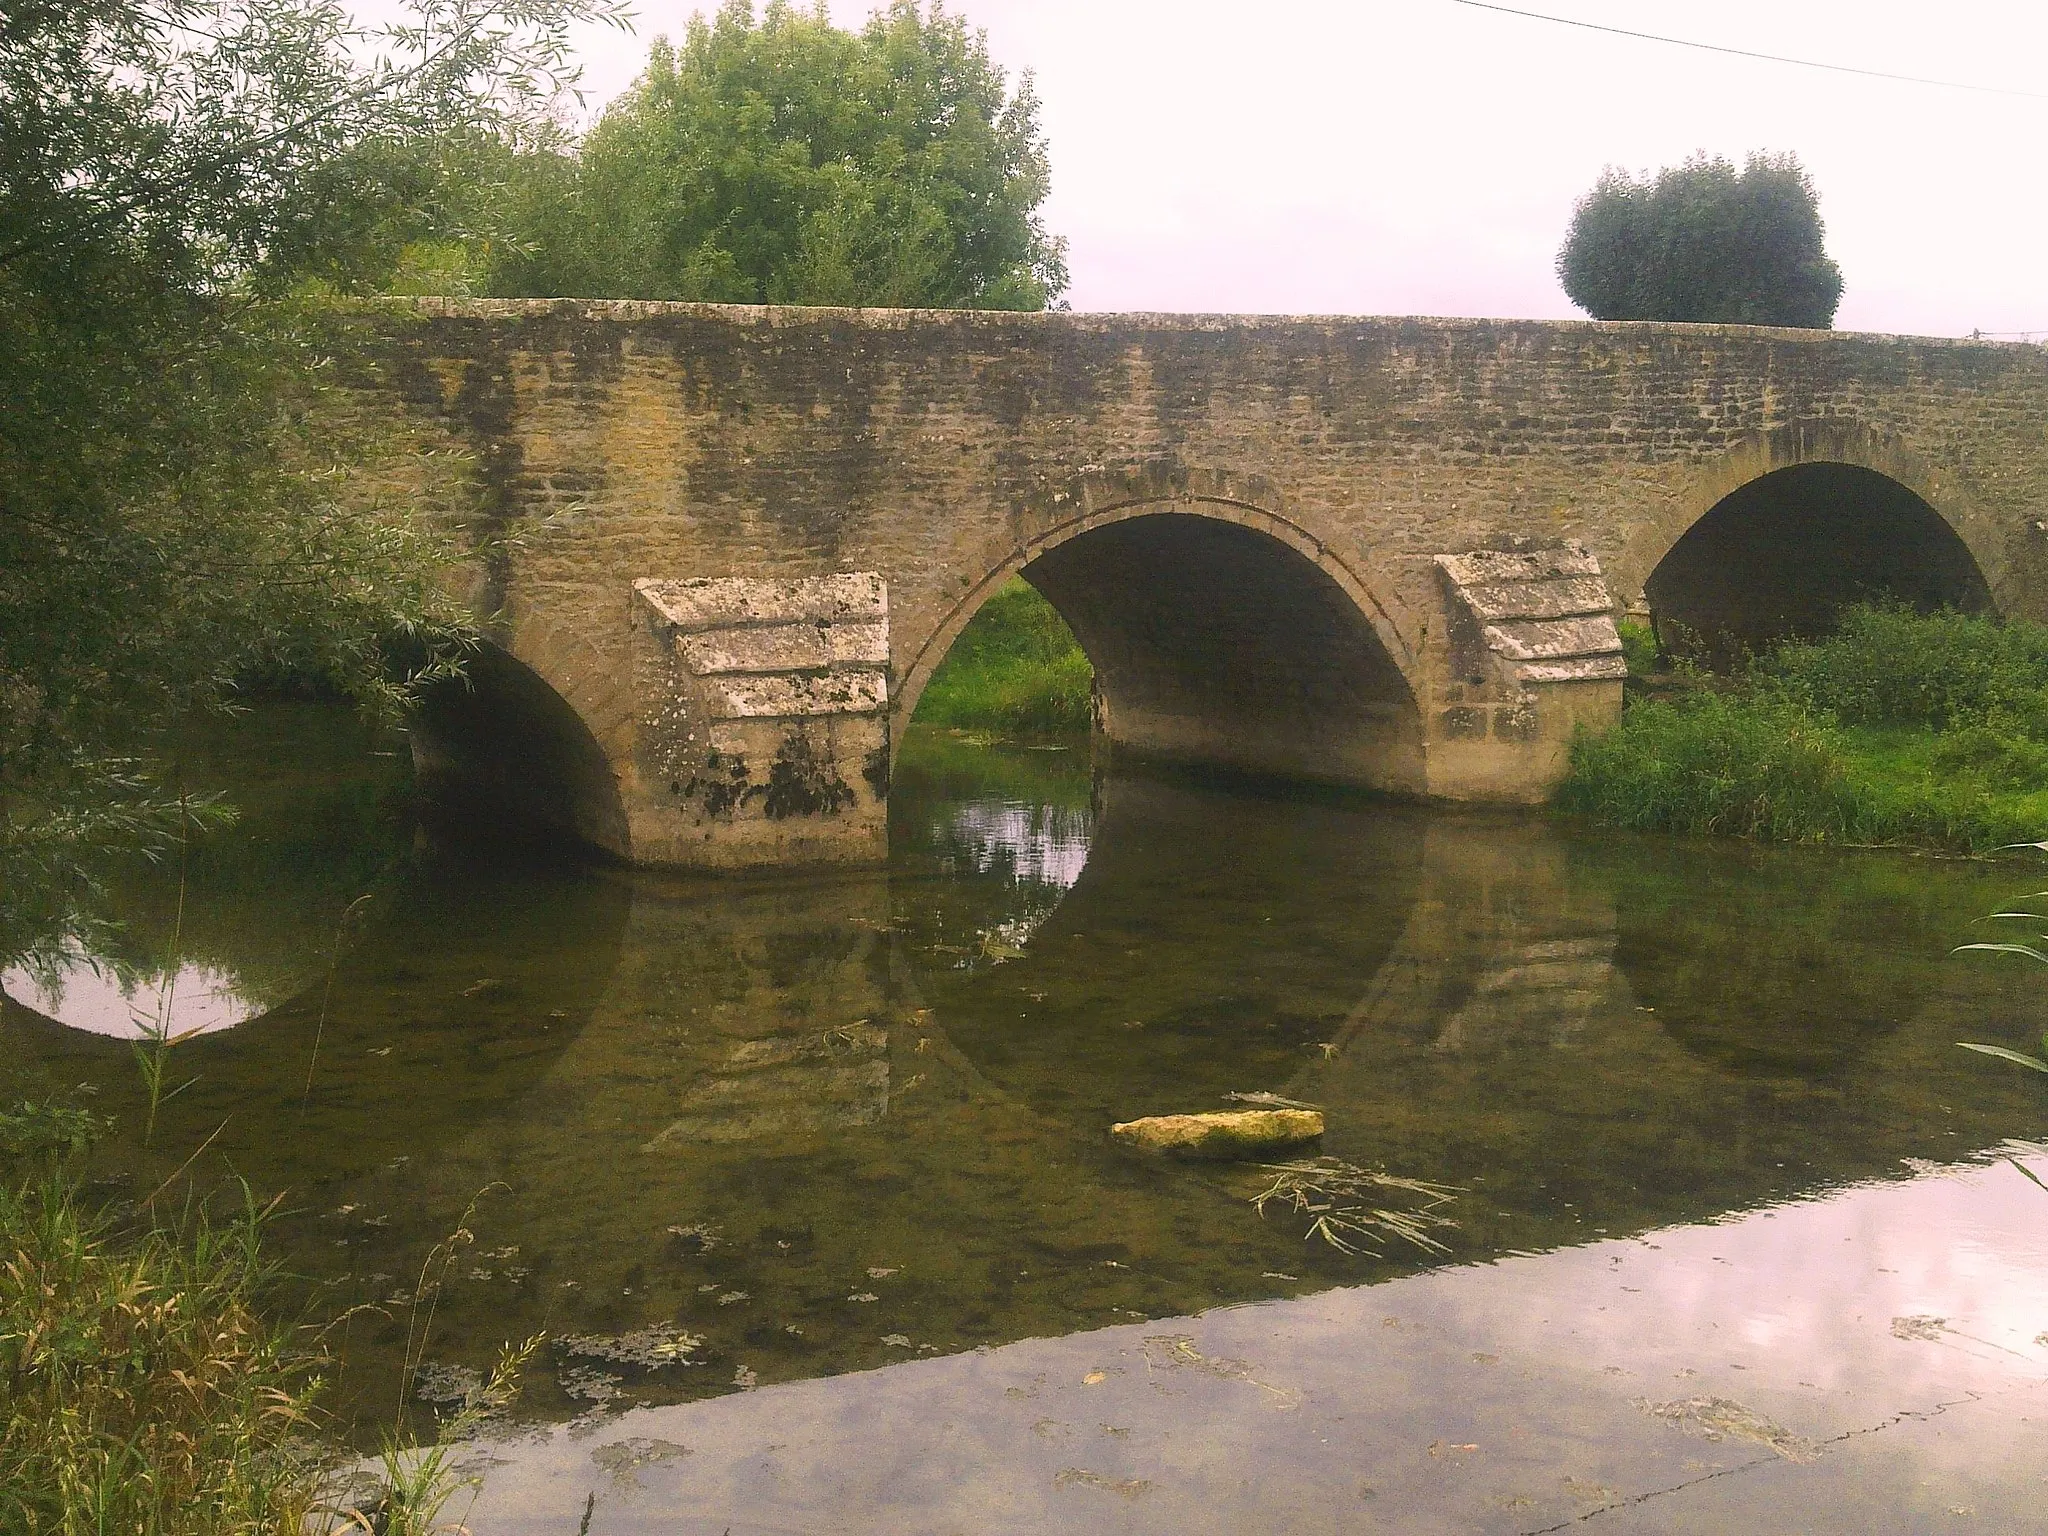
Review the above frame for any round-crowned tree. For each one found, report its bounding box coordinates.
[490,0,1070,311]
[1557,152,1843,328]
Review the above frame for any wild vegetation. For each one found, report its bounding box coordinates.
[911,578,1093,738]
[1557,151,1842,328]
[1557,606,2048,852]
[0,0,632,966]
[0,1095,537,1535]
[0,1100,319,1534]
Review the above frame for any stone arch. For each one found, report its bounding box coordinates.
[896,470,1426,794]
[410,635,631,857]
[1611,422,2007,650]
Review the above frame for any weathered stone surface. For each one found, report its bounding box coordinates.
[1110,1109,1325,1155]
[1482,616,1627,662]
[637,574,887,631]
[630,573,890,868]
[1519,656,1630,684]
[1457,577,1615,622]
[1433,544,1622,708]
[1436,548,1606,588]
[344,300,2048,864]
[700,672,890,722]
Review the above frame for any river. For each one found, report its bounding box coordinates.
[4,702,2046,1532]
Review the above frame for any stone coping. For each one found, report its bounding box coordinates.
[354,296,2034,352]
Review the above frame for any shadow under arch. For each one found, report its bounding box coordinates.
[410,640,630,857]
[1614,423,2002,653]
[898,496,1426,795]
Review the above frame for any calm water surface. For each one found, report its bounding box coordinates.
[5,705,2047,1501]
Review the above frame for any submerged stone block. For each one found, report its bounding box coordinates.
[1110,1109,1325,1156]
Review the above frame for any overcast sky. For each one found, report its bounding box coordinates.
[538,0,2048,336]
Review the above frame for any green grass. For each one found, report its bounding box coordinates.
[912,579,1093,738]
[0,1107,324,1535]
[0,1101,515,1535]
[1558,607,2048,853]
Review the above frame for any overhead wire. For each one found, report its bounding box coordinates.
[1444,0,2048,101]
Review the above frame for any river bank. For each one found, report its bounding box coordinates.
[1561,607,2048,853]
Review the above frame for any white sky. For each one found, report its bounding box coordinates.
[541,0,2048,336]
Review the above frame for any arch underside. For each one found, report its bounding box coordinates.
[1647,462,1993,654]
[409,642,630,857]
[1015,512,1425,792]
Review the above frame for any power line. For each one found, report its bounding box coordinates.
[1445,1,2048,100]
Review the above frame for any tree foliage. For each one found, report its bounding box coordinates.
[1556,152,1843,329]
[0,0,622,911]
[487,0,1069,309]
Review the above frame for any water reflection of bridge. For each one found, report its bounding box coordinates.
[1,761,2033,1416]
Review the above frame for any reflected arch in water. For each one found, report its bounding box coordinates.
[896,491,1426,795]
[0,701,417,1039]
[0,853,635,1185]
[410,634,630,857]
[1619,423,2001,656]
[897,769,1430,1127]
[1604,844,1935,1079]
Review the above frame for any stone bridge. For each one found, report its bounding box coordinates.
[346,299,2048,867]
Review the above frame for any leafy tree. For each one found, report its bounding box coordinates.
[488,0,1069,309]
[0,0,623,947]
[1557,152,1843,329]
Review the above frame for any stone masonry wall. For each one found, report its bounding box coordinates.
[338,299,2048,861]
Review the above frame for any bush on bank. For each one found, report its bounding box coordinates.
[1557,607,2048,853]
[1756,606,2048,731]
[912,579,1094,738]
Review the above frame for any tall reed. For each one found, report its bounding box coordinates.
[0,1119,325,1535]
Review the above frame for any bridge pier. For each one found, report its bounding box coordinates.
[627,574,894,869]
[595,538,1623,872]
[1424,542,1627,801]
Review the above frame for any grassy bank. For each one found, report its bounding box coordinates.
[1557,607,2048,852]
[0,1104,324,1534]
[0,1099,502,1535]
[913,579,1093,738]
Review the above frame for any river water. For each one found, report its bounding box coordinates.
[5,704,2047,1531]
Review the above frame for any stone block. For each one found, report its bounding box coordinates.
[1436,541,1625,691]
[1482,616,1627,662]
[637,574,887,631]
[630,573,891,869]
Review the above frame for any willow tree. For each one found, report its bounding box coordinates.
[0,0,624,942]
